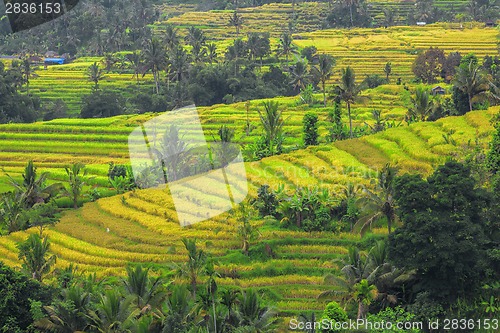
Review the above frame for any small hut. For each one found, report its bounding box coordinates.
[432,86,446,96]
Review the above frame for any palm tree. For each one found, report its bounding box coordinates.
[228,11,244,37]
[343,0,360,27]
[257,101,285,155]
[17,234,56,281]
[353,279,377,319]
[236,289,276,331]
[125,52,143,85]
[276,33,298,64]
[88,289,137,333]
[152,124,190,182]
[235,203,259,255]
[408,86,434,121]
[335,66,365,138]
[290,61,311,93]
[162,285,197,332]
[185,26,206,48]
[163,25,180,51]
[175,238,207,299]
[312,54,336,107]
[34,285,91,332]
[355,163,398,234]
[123,265,166,311]
[206,43,218,64]
[21,58,36,94]
[86,62,106,90]
[169,46,190,83]
[64,162,89,209]
[384,62,392,82]
[5,160,62,208]
[453,60,490,112]
[142,37,167,94]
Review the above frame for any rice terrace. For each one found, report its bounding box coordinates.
[0,1,499,332]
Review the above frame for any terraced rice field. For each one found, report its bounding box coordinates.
[0,107,497,317]
[294,24,500,81]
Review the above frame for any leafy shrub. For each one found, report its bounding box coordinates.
[366,306,422,332]
[363,74,387,89]
[303,112,319,146]
[80,90,124,118]
[320,301,348,332]
[255,185,278,217]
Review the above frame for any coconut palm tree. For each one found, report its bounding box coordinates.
[384,62,392,82]
[169,46,190,83]
[17,234,56,281]
[312,54,336,107]
[152,124,191,182]
[125,51,143,85]
[142,37,167,94]
[34,285,91,332]
[257,101,285,155]
[21,58,37,94]
[88,289,137,333]
[175,238,207,299]
[123,265,166,311]
[206,43,218,64]
[335,66,365,138]
[163,25,180,51]
[290,61,311,93]
[64,162,89,209]
[353,279,378,319]
[408,86,434,121]
[236,289,277,331]
[453,60,490,112]
[5,160,62,208]
[228,11,244,37]
[355,163,398,234]
[86,62,106,91]
[276,33,298,64]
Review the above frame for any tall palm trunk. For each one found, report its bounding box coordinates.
[468,92,473,112]
[322,81,327,107]
[348,102,353,138]
[350,4,354,28]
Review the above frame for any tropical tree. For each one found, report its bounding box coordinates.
[335,66,365,138]
[86,62,106,90]
[257,101,285,155]
[384,62,392,82]
[152,124,190,182]
[175,238,207,299]
[125,51,143,85]
[235,203,259,255]
[162,285,197,332]
[17,234,56,282]
[163,25,180,51]
[21,58,36,94]
[34,285,91,332]
[453,59,490,112]
[169,46,190,83]
[228,11,244,37]
[276,33,298,64]
[142,37,167,94]
[408,86,434,121]
[353,279,378,319]
[88,289,136,333]
[5,160,62,208]
[312,54,336,107]
[206,43,218,64]
[236,289,276,331]
[123,265,166,311]
[355,163,398,234]
[64,162,89,209]
[290,60,311,93]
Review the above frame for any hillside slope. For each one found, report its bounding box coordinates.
[0,108,497,317]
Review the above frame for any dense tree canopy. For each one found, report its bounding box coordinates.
[389,161,492,304]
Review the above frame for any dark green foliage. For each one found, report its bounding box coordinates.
[255,185,278,217]
[80,90,124,118]
[412,47,446,84]
[303,112,319,146]
[42,99,68,121]
[0,262,53,332]
[486,124,500,175]
[389,161,491,305]
[452,86,470,115]
[321,301,348,332]
[0,62,40,123]
[300,46,318,63]
[363,74,387,88]
[326,0,372,28]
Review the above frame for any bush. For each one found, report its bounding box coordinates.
[303,112,319,146]
[320,301,348,332]
[255,185,278,217]
[366,306,422,332]
[42,99,68,121]
[363,74,387,89]
[80,90,124,118]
